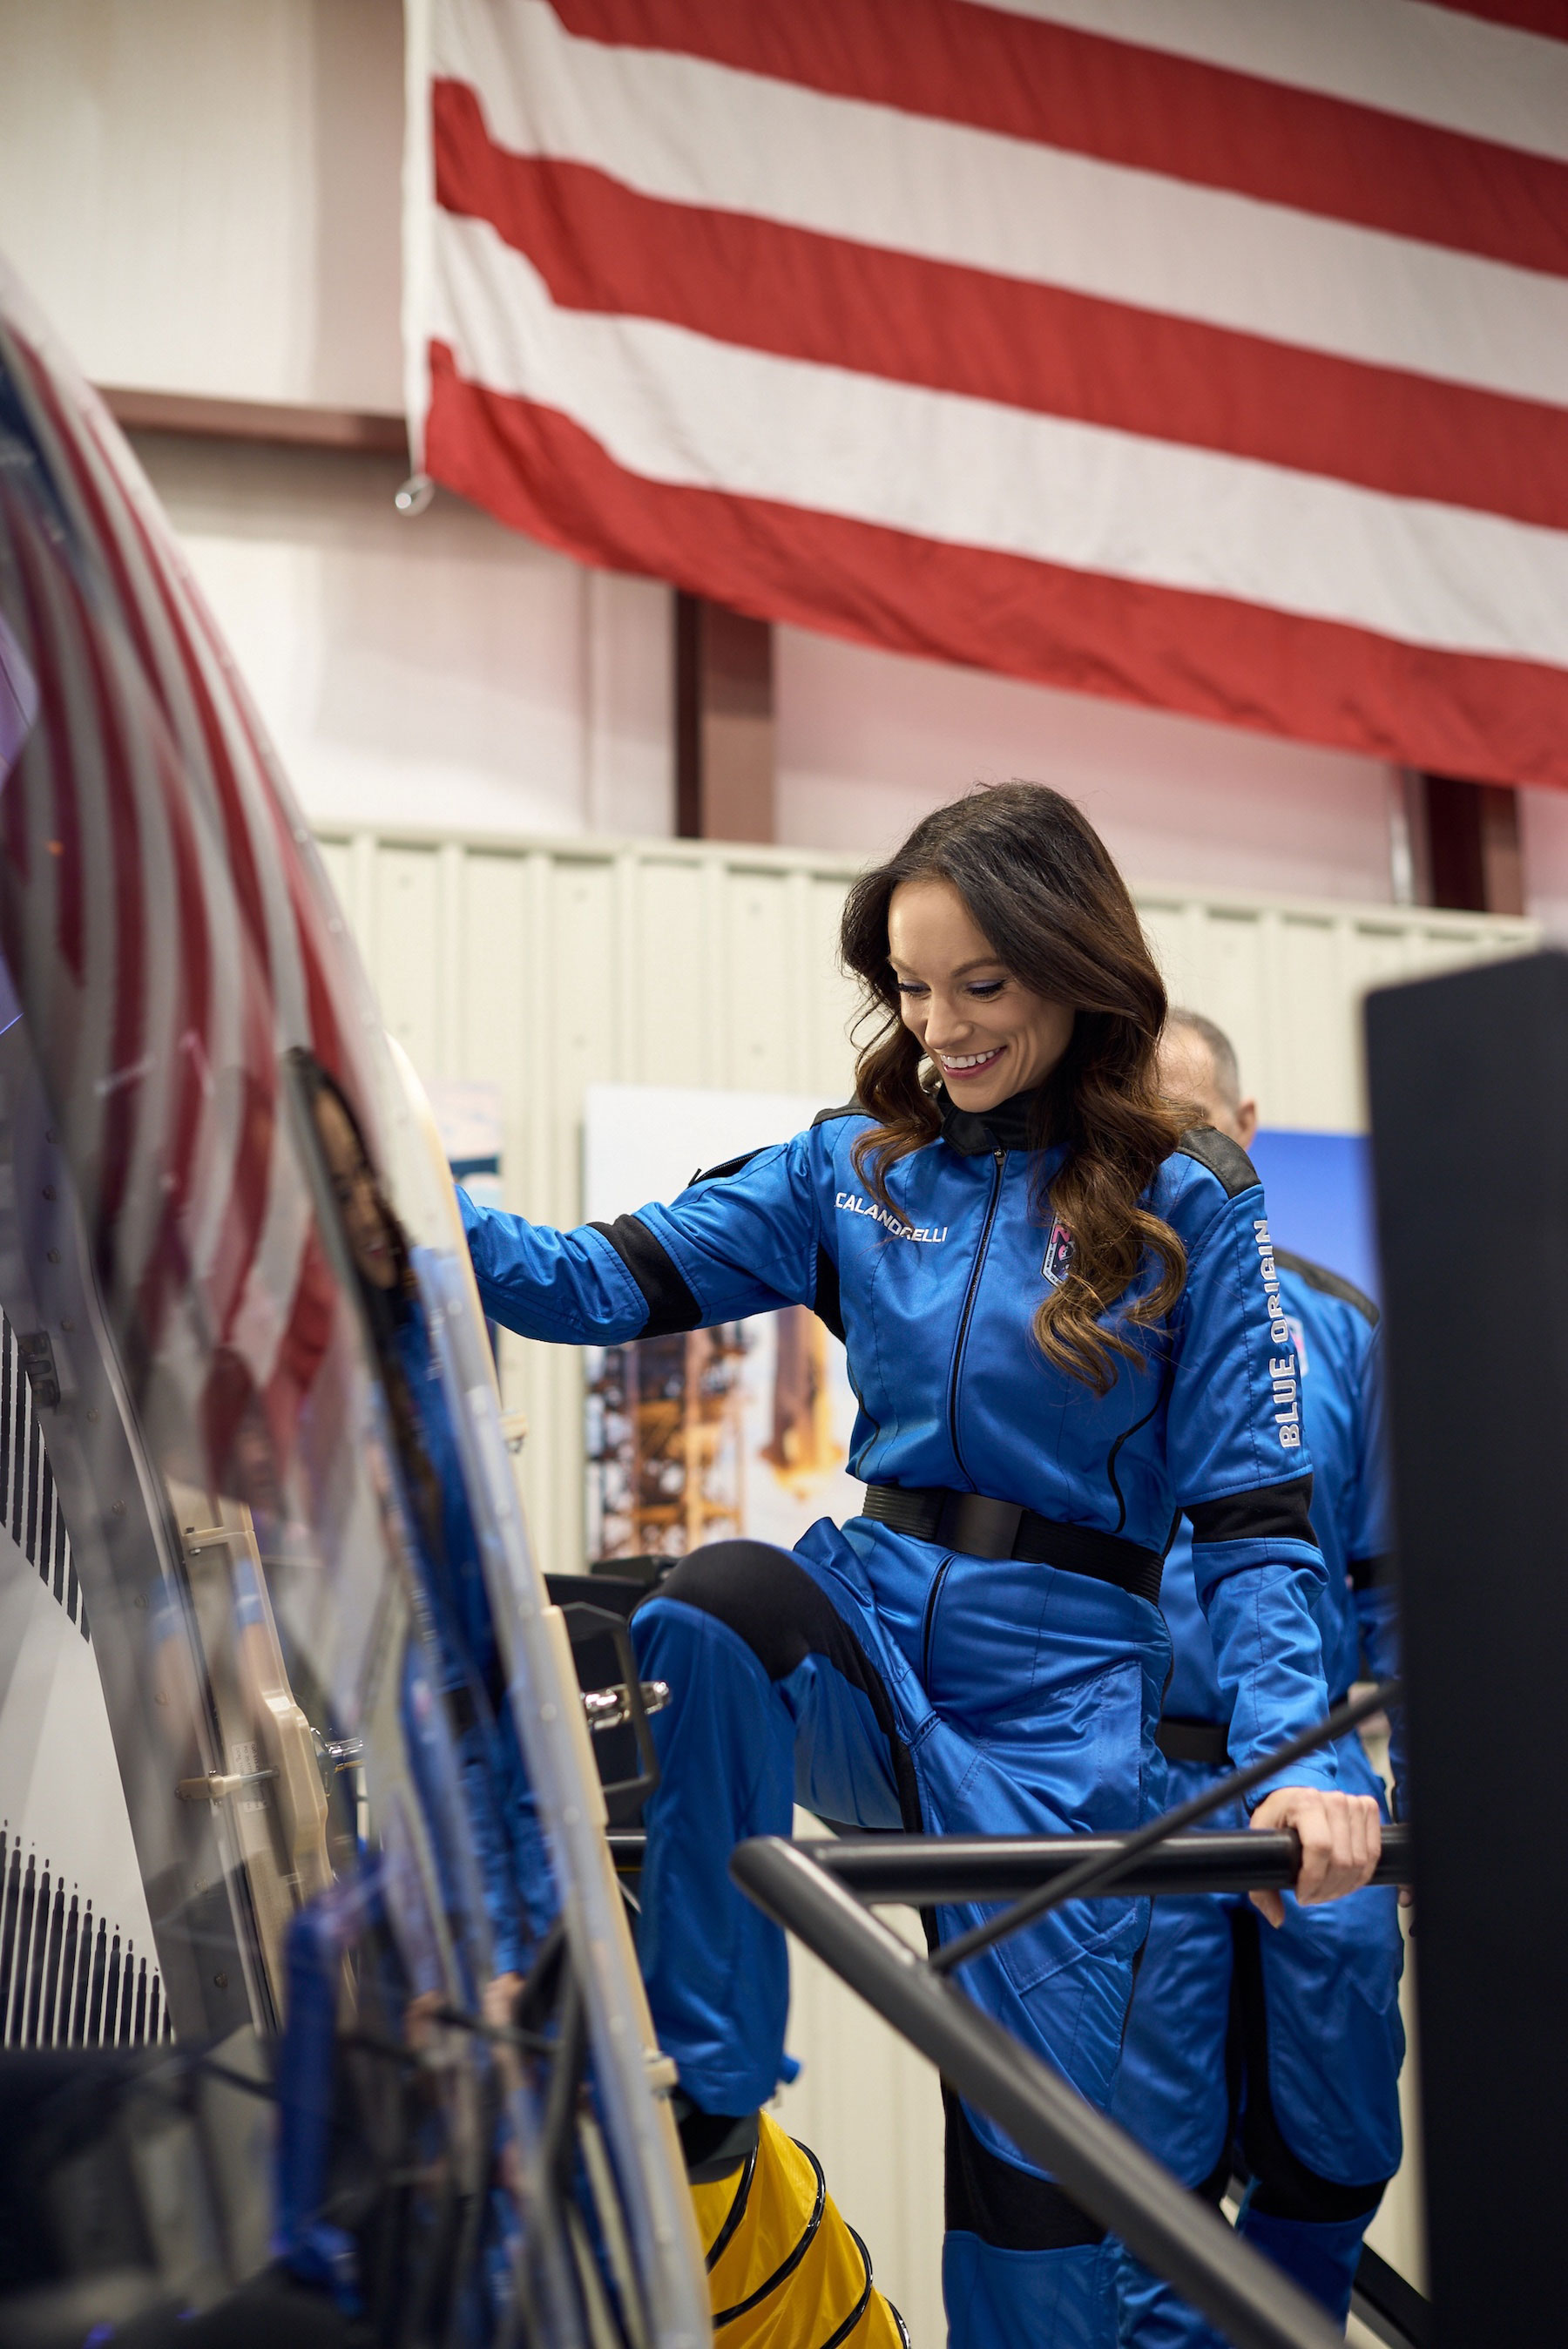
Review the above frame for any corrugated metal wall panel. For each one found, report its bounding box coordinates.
[315,822,1530,2332]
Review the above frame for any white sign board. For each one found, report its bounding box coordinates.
[583,1084,829,1222]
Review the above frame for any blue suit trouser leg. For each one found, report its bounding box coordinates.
[946,2233,1121,2349]
[1112,1751,1403,2346]
[630,1597,794,2113]
[1111,1890,1235,2349]
[1236,2207,1370,2332]
[632,1536,1127,2346]
[629,1540,911,2116]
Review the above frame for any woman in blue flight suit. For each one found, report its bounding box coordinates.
[461,785,1382,2347]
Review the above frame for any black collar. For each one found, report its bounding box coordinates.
[936,1084,1044,1156]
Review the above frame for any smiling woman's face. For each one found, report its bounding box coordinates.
[887,877,1074,1114]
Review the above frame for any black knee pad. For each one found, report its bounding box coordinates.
[639,1540,923,1831]
[645,1538,875,1691]
[1229,1907,1389,2225]
[1249,2167,1388,2225]
[649,1540,814,1674]
[943,2089,1105,2251]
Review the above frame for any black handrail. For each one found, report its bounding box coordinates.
[607,1820,1411,1900]
[731,1835,1343,2349]
[786,1823,1408,1903]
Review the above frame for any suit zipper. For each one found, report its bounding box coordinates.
[921,1555,954,1686]
[946,1148,1006,1485]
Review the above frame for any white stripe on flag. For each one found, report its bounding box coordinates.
[433,207,1568,667]
[972,0,1568,163]
[439,0,1568,407]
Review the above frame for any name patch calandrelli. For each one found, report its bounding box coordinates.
[835,1192,948,1243]
[1253,1219,1301,1451]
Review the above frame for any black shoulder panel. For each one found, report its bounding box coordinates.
[589,1215,700,1338]
[1187,1472,1315,1548]
[1273,1247,1380,1327]
[811,1098,865,1127]
[1176,1126,1260,1200]
[813,1243,844,1343]
[688,1148,761,1188]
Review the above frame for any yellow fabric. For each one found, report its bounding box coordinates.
[691,2111,904,2346]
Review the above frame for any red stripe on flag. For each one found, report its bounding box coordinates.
[30,394,225,1338]
[436,93,1568,532]
[14,346,169,724]
[102,465,279,1339]
[1422,2,1568,37]
[426,339,1568,792]
[12,349,273,1364]
[548,0,1568,278]
[10,349,214,1288]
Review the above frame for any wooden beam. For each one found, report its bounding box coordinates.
[673,591,775,843]
[98,385,408,457]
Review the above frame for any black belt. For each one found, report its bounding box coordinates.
[860,1483,1163,1607]
[1155,1717,1232,1767]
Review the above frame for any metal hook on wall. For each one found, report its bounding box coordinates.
[394,473,436,518]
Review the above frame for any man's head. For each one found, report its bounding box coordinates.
[1159,1009,1258,1150]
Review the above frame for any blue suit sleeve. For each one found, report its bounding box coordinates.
[632,1134,823,1320]
[460,1131,825,1344]
[461,1188,652,1341]
[1346,1327,1406,1804]
[1166,1181,1335,1800]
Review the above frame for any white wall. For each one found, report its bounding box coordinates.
[0,0,404,411]
[777,623,1405,895]
[136,434,675,839]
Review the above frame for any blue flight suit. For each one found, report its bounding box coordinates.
[1112,1251,1404,2345]
[461,1093,1337,2347]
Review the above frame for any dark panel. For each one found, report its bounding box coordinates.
[672,589,774,841]
[674,587,704,838]
[1416,774,1523,915]
[1366,948,1568,2346]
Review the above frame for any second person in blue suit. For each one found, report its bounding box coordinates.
[1112,1011,1405,2346]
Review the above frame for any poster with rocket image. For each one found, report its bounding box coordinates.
[581,1086,863,1565]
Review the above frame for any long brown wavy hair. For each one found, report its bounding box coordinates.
[840,783,1186,1394]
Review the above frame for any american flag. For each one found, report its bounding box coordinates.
[0,268,378,1486]
[407,0,1568,791]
